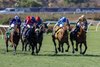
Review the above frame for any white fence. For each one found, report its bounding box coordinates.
[0,25,9,39]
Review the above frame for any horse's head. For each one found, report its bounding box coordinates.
[39,23,48,33]
[77,26,86,38]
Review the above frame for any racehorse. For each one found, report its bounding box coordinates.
[4,24,20,55]
[52,24,70,54]
[70,26,87,54]
[25,27,38,55]
[35,23,48,54]
[21,23,48,55]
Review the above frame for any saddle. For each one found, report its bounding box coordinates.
[53,26,64,40]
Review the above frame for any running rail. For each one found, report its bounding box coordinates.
[0,25,9,39]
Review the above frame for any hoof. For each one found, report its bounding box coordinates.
[13,52,16,55]
[31,52,35,55]
[58,48,61,52]
[72,51,75,54]
[65,50,68,52]
[55,51,58,54]
[7,50,8,52]
[61,50,64,53]
[81,52,85,55]
[75,48,78,51]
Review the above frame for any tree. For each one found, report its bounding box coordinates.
[17,0,42,7]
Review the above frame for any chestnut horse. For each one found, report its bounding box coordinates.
[70,26,87,54]
[4,24,20,55]
[52,24,70,54]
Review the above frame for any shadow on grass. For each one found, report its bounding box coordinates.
[33,53,100,57]
[1,49,100,57]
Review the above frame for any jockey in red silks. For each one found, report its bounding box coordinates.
[25,16,32,28]
[23,16,33,36]
[35,16,43,28]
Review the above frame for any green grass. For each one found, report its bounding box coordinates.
[0,26,100,67]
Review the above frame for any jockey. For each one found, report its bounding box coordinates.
[76,15,88,32]
[22,16,32,37]
[6,15,21,38]
[73,15,88,38]
[54,17,70,29]
[35,16,43,28]
[9,15,21,28]
[53,17,70,35]
[80,15,88,32]
[25,16,32,28]
[31,16,37,28]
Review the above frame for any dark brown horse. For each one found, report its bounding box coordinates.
[4,24,20,55]
[70,26,87,54]
[21,23,48,55]
[52,25,70,54]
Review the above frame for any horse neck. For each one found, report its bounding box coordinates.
[80,28,86,37]
[14,25,20,34]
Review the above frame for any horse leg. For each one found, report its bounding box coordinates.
[35,43,39,55]
[52,36,58,54]
[82,41,87,55]
[6,38,9,52]
[80,43,82,54]
[37,42,42,53]
[75,42,79,51]
[31,45,35,55]
[13,44,16,55]
[25,41,28,51]
[58,42,61,52]
[28,45,31,51]
[65,42,70,52]
[61,43,64,53]
[21,38,24,51]
[70,39,75,53]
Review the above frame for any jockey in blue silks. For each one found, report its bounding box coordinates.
[53,17,70,35]
[6,15,21,38]
[54,17,70,28]
[10,15,21,28]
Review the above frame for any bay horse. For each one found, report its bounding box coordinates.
[70,26,87,54]
[52,24,70,54]
[4,24,20,55]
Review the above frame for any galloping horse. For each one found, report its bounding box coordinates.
[4,24,20,55]
[70,26,87,54]
[25,27,38,55]
[35,23,48,54]
[21,23,48,55]
[52,24,70,54]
